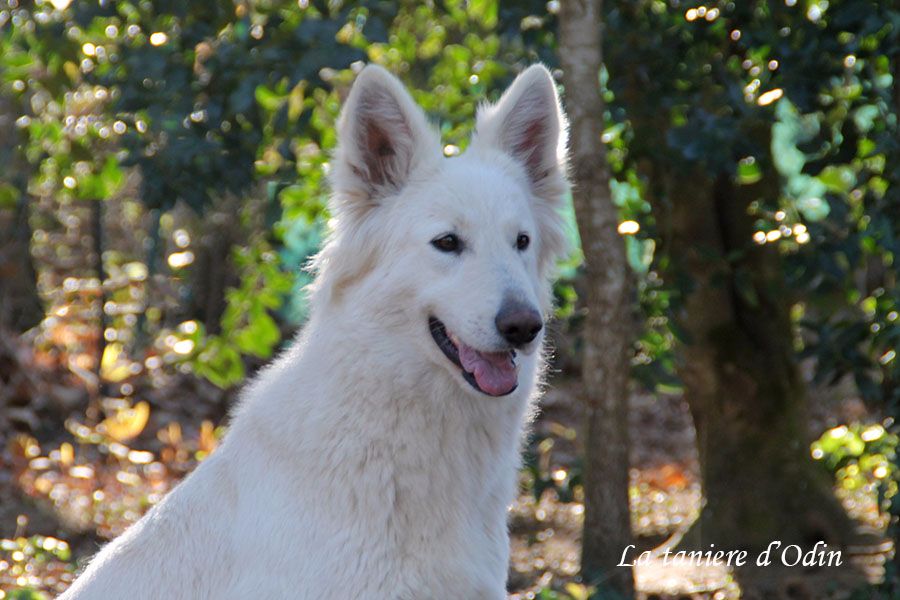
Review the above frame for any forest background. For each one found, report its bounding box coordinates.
[1,1,899,598]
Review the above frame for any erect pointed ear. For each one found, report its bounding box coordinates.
[470,65,570,288]
[470,64,568,190]
[330,65,440,208]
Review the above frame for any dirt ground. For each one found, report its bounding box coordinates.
[506,379,890,599]
[0,332,892,598]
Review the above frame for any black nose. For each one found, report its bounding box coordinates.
[495,300,543,347]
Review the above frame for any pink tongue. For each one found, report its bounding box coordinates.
[458,343,517,396]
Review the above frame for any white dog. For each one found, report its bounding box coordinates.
[59,63,569,599]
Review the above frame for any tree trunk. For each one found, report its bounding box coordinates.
[664,162,858,550]
[0,96,43,334]
[0,193,43,333]
[559,2,635,595]
[192,208,239,335]
[92,199,108,380]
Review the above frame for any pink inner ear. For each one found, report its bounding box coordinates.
[353,84,414,191]
[513,120,547,180]
[360,120,396,186]
[366,122,396,158]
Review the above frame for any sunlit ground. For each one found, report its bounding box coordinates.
[0,278,893,599]
[0,407,890,598]
[2,412,707,598]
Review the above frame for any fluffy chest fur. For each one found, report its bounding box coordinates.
[223,336,531,598]
[60,316,533,600]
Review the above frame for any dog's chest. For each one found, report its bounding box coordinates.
[224,398,519,597]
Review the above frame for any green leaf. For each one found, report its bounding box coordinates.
[737,159,762,185]
[7,589,48,600]
[795,194,830,222]
[817,166,855,193]
[468,0,498,27]
[194,339,245,389]
[255,84,286,111]
[625,236,654,274]
[235,310,280,357]
[0,182,20,209]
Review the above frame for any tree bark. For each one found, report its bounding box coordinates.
[0,192,43,333]
[0,96,43,334]
[664,159,858,550]
[92,199,108,379]
[558,2,635,595]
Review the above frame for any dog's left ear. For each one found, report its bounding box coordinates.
[331,65,440,211]
[470,64,568,191]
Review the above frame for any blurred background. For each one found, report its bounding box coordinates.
[0,0,899,598]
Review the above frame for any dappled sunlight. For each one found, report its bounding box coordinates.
[2,0,899,598]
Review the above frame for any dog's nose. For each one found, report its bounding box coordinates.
[495,301,543,347]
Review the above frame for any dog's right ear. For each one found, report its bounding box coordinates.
[469,64,567,193]
[330,65,439,211]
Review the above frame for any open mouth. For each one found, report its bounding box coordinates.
[429,317,518,397]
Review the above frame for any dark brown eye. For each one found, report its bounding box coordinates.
[431,233,462,254]
[516,233,530,251]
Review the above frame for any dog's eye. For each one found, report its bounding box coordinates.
[516,233,530,251]
[431,233,462,254]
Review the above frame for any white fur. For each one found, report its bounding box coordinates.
[59,64,569,600]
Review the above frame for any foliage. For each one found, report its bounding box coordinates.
[534,583,594,600]
[5,590,47,600]
[597,0,900,398]
[179,240,293,387]
[0,0,563,388]
[600,0,900,543]
[813,422,898,507]
[0,533,71,597]
[3,0,900,595]
[4,0,896,412]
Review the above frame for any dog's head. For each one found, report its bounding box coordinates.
[312,65,569,398]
